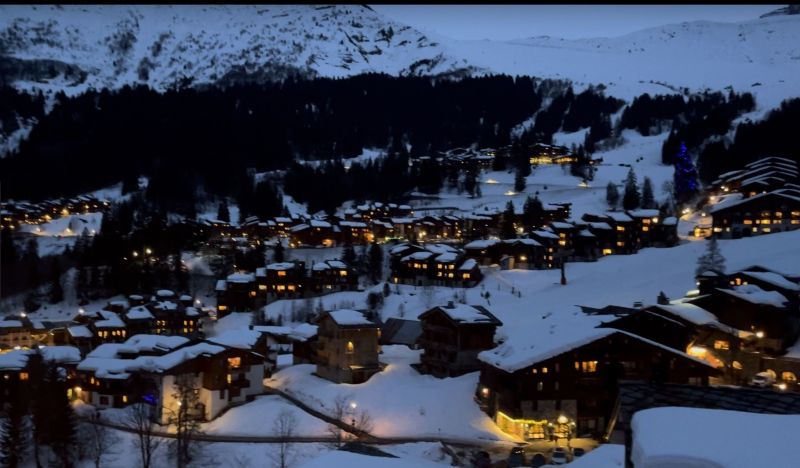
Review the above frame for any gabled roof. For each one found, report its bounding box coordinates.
[321,309,377,328]
[420,304,502,326]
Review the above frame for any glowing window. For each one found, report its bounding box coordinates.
[228,357,241,368]
[713,340,729,350]
[346,341,355,354]
[578,361,597,373]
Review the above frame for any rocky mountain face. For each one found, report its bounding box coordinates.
[0,4,479,91]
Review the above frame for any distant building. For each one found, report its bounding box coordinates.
[417,303,502,377]
[315,310,383,384]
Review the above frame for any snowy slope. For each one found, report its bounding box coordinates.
[2,5,799,109]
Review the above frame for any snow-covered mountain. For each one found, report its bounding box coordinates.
[2,4,800,108]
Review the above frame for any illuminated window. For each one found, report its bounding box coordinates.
[123,395,128,403]
[616,241,625,247]
[602,248,612,255]
[346,341,355,354]
[218,305,228,311]
[763,228,771,233]
[558,240,566,246]
[532,368,538,374]
[743,219,752,225]
[277,285,286,291]
[339,270,347,277]
[782,372,797,382]
[20,372,29,381]
[616,226,625,231]
[577,361,597,373]
[537,381,543,391]
[541,367,548,374]
[642,219,651,225]
[227,357,241,368]
[449,265,454,270]
[713,340,729,350]
[227,374,232,384]
[277,271,286,277]
[642,226,649,232]
[437,272,443,277]
[249,291,256,297]
[463,273,471,280]
[448,273,454,278]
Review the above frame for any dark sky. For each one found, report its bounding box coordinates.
[371,5,781,41]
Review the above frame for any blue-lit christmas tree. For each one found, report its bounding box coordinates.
[673,141,698,203]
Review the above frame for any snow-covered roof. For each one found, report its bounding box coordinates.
[503,238,542,247]
[326,309,375,327]
[289,223,309,232]
[710,191,800,214]
[156,289,175,298]
[309,219,331,228]
[208,329,262,349]
[340,220,368,228]
[153,301,178,311]
[739,271,800,291]
[626,209,660,218]
[649,303,719,327]
[479,324,713,373]
[227,272,255,283]
[550,221,574,229]
[215,280,227,291]
[118,335,190,354]
[424,243,460,254]
[94,310,125,328]
[434,252,458,263]
[126,306,155,320]
[458,258,478,271]
[662,216,677,226]
[401,251,434,262]
[532,229,560,240]
[0,320,23,328]
[464,239,499,249]
[429,304,501,325]
[0,346,81,371]
[588,222,612,230]
[605,212,633,222]
[718,284,789,307]
[266,262,296,270]
[631,407,800,468]
[68,325,92,338]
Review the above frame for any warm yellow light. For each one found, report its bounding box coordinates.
[756,331,765,339]
[557,415,568,425]
[688,345,707,357]
[486,178,498,184]
[145,248,152,255]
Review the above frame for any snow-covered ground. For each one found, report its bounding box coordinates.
[203,395,330,437]
[402,129,673,223]
[268,345,516,443]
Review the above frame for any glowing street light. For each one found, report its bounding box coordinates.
[145,248,152,255]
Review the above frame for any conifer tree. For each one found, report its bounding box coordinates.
[514,168,526,193]
[217,200,230,223]
[501,201,517,239]
[49,257,64,304]
[522,195,545,229]
[606,182,620,209]
[696,236,726,277]
[622,168,640,210]
[673,141,699,203]
[641,176,656,209]
[273,242,285,263]
[366,242,383,285]
[0,385,29,468]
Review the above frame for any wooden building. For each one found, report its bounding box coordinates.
[710,190,800,239]
[315,310,383,384]
[417,302,502,377]
[475,328,717,440]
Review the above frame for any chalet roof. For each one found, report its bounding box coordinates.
[156,289,175,298]
[612,381,800,436]
[118,335,190,354]
[0,346,81,371]
[662,216,678,226]
[266,262,297,270]
[605,212,634,223]
[717,284,789,307]
[290,223,310,232]
[67,325,92,338]
[588,222,612,230]
[434,252,458,263]
[458,258,478,271]
[380,318,422,347]
[503,238,542,247]
[421,304,502,326]
[324,309,377,328]
[208,329,262,349]
[94,310,125,329]
[738,271,800,292]
[253,323,319,342]
[312,260,349,271]
[710,191,800,214]
[531,229,559,240]
[550,221,575,229]
[215,280,227,291]
[626,209,660,218]
[479,328,713,373]
[227,272,255,283]
[126,306,155,320]
[310,219,332,228]
[464,239,499,249]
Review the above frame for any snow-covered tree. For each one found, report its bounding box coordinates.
[641,176,656,209]
[696,236,726,277]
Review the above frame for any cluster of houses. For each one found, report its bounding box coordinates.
[0,290,208,355]
[389,243,483,288]
[703,156,800,238]
[214,260,359,317]
[0,195,111,231]
[465,209,678,270]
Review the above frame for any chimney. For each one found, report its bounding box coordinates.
[447,301,454,308]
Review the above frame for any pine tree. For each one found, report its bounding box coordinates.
[49,257,64,304]
[673,141,699,204]
[47,361,77,468]
[217,200,230,223]
[606,182,620,209]
[463,170,478,197]
[366,242,383,284]
[273,242,285,263]
[696,236,726,277]
[641,176,656,209]
[0,385,29,468]
[342,243,356,267]
[622,168,640,210]
[500,201,517,239]
[522,195,545,229]
[514,168,526,193]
